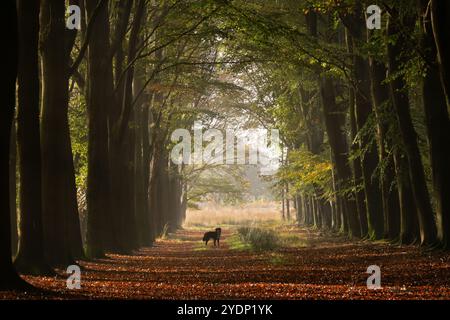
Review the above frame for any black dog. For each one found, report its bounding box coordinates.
[203,228,222,246]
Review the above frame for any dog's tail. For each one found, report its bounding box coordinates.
[202,233,207,242]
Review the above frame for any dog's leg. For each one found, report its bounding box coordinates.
[217,239,220,247]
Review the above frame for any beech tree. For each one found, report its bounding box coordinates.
[0,0,30,290]
[15,0,52,275]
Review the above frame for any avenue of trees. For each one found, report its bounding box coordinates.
[1,0,449,290]
[267,0,450,250]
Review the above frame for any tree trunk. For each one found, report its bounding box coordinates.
[108,1,126,253]
[15,0,53,275]
[340,6,384,240]
[0,0,30,289]
[107,0,145,252]
[40,0,80,266]
[393,148,419,244]
[311,197,317,227]
[431,0,450,109]
[368,58,400,240]
[306,195,313,226]
[387,11,437,246]
[9,124,18,257]
[348,83,368,237]
[303,195,308,225]
[180,183,188,226]
[124,118,139,250]
[120,0,146,251]
[352,47,384,239]
[285,184,291,221]
[158,152,170,234]
[66,156,84,259]
[140,96,153,245]
[85,0,115,257]
[321,200,332,230]
[168,167,182,232]
[320,76,361,238]
[420,0,450,248]
[295,194,303,225]
[330,163,343,232]
[344,19,366,237]
[149,141,163,238]
[134,67,147,247]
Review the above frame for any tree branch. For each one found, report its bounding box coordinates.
[68,0,108,77]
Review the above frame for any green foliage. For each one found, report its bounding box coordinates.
[278,149,333,199]
[68,89,88,191]
[185,165,250,206]
[227,233,253,251]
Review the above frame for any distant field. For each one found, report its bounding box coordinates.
[184,201,294,228]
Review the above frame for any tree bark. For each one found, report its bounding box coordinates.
[9,124,18,257]
[141,95,153,245]
[133,63,148,247]
[158,152,171,234]
[431,0,450,109]
[353,46,383,239]
[149,140,168,237]
[285,184,291,221]
[420,0,450,248]
[85,0,114,257]
[368,57,400,240]
[0,0,30,290]
[349,87,368,237]
[40,0,81,266]
[393,147,419,244]
[15,0,53,275]
[168,167,183,231]
[295,194,303,225]
[340,5,384,240]
[387,11,437,246]
[320,76,361,238]
[344,28,369,237]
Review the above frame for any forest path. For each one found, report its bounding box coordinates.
[2,227,450,299]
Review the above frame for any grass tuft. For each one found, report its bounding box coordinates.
[237,226,280,251]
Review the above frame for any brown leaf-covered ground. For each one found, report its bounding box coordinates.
[1,227,450,300]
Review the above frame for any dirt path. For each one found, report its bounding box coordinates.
[1,227,450,299]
